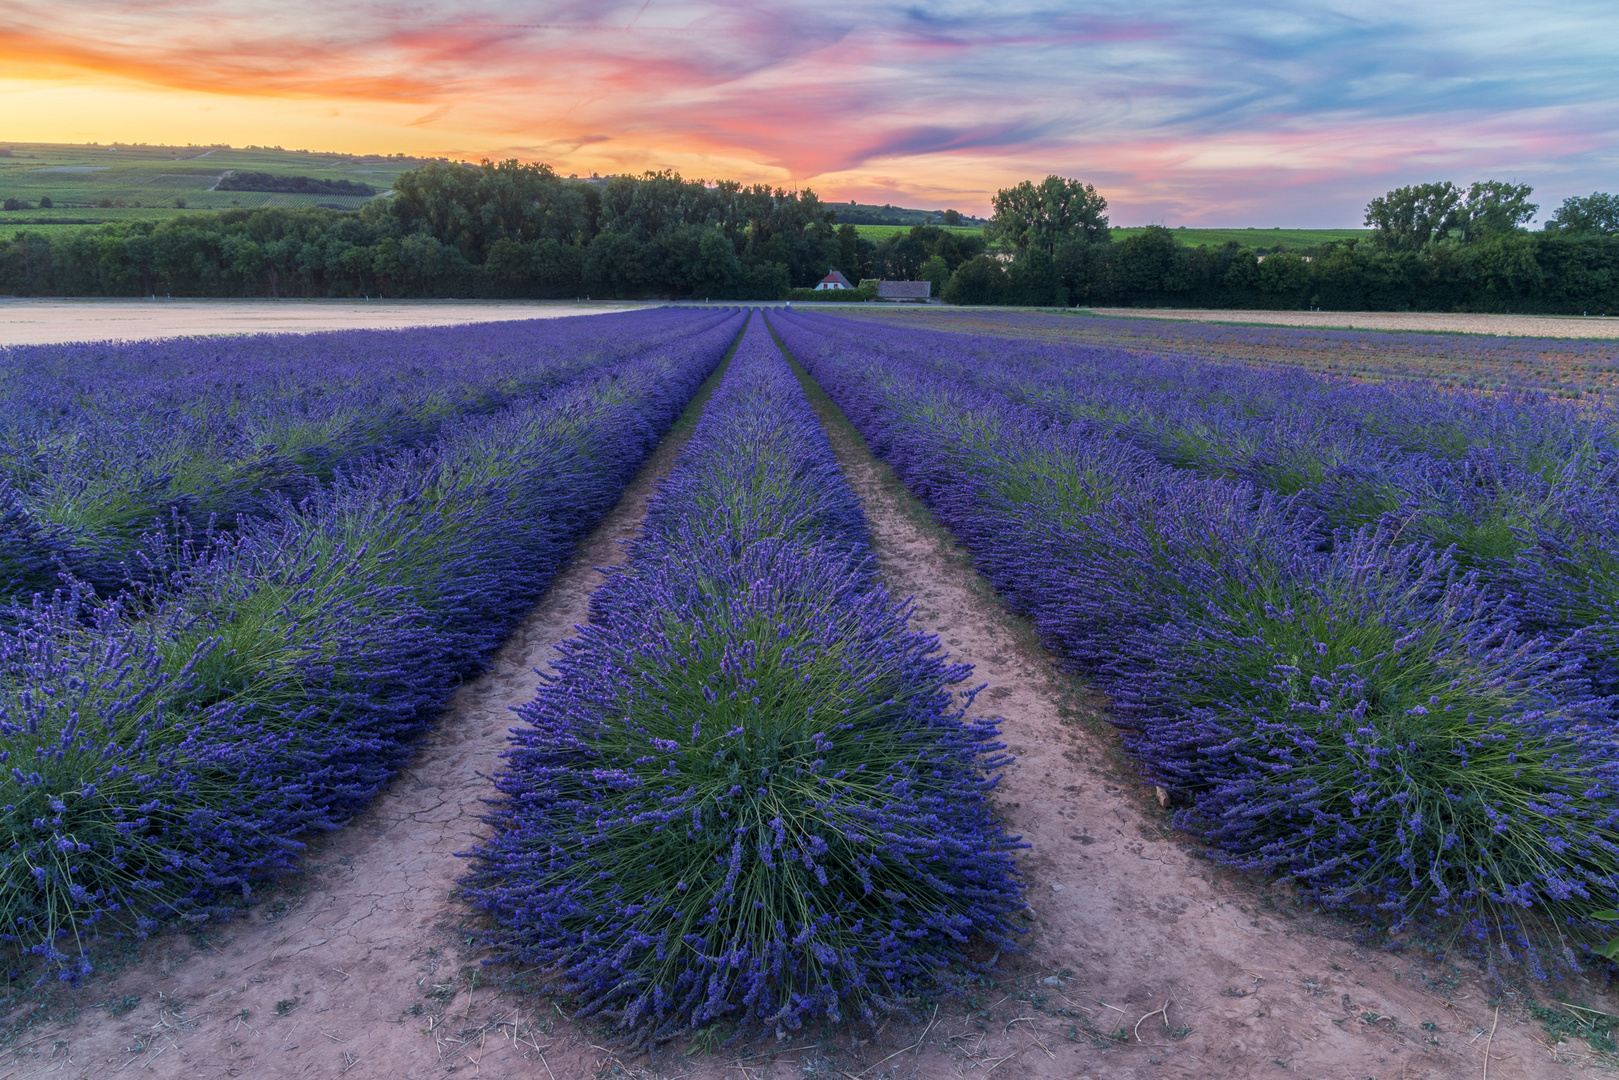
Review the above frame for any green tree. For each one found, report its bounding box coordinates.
[943,255,1008,304]
[1109,225,1184,301]
[988,176,1109,257]
[1365,182,1463,251]
[1547,192,1619,235]
[1458,181,1537,243]
[1006,246,1064,306]
[1256,252,1312,307]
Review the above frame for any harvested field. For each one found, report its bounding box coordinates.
[0,298,637,345]
[1084,307,1619,338]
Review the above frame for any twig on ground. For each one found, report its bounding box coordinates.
[982,1043,1028,1074]
[245,936,290,968]
[1482,1004,1500,1080]
[1135,999,1172,1042]
[1567,1003,1619,1020]
[848,1003,940,1078]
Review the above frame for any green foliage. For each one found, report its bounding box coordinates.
[784,284,874,302]
[919,254,951,295]
[1365,181,1465,251]
[215,171,375,197]
[1529,1000,1619,1058]
[1548,192,1619,235]
[3,160,1615,313]
[1365,179,1538,251]
[943,255,1009,305]
[1005,247,1065,306]
[988,175,1110,256]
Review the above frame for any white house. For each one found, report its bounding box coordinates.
[814,270,853,290]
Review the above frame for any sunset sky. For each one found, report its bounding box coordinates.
[3,1,1615,225]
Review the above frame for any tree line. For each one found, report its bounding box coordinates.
[943,177,1619,313]
[1,159,1616,313]
[0,161,966,301]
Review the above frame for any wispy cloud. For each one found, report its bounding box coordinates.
[1,1,1615,223]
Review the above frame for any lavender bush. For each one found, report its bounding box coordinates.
[771,310,1619,970]
[1,311,745,977]
[463,315,1022,1041]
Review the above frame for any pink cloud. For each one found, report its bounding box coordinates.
[3,1,1615,223]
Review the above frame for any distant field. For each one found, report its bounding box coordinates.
[847,224,1367,248]
[0,142,422,234]
[850,223,985,240]
[1110,226,1369,250]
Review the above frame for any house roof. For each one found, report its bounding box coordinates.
[819,270,852,287]
[876,280,932,299]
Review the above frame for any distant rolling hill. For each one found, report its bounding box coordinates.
[0,141,428,232]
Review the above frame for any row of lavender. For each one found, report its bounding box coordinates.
[781,312,1619,694]
[770,310,1619,973]
[463,314,1023,1040]
[0,309,736,604]
[0,310,744,978]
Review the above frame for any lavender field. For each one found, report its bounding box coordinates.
[775,308,1619,974]
[5,305,1619,1074]
[1,308,743,974]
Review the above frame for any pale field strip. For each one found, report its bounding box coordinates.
[1084,306,1619,338]
[0,299,641,346]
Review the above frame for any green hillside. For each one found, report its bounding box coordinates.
[1110,226,1370,251]
[849,223,985,241]
[848,224,1367,247]
[0,142,429,232]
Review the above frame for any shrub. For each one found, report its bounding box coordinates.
[943,255,1008,304]
[783,284,874,302]
[0,308,740,605]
